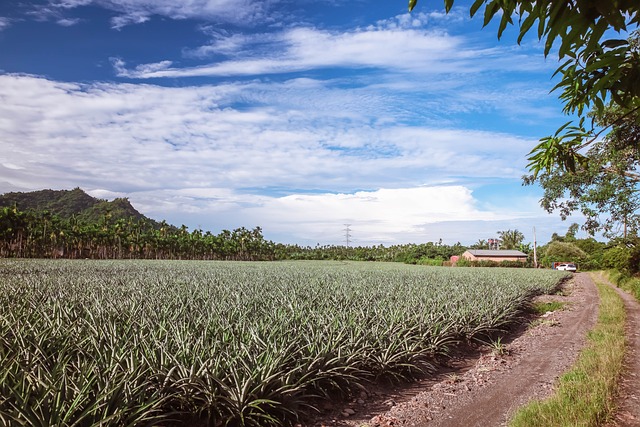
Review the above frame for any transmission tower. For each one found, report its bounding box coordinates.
[343,224,352,247]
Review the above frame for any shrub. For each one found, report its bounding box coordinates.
[455,258,528,268]
[416,257,445,266]
[601,246,631,271]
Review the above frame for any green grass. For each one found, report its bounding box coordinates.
[509,273,626,427]
[607,269,640,302]
[531,301,566,315]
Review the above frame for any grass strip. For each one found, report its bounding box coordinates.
[509,274,626,427]
[606,269,640,302]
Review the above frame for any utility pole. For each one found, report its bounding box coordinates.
[343,224,352,247]
[533,227,538,268]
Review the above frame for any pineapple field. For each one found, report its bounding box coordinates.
[0,259,570,426]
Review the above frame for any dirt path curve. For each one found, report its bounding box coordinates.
[424,273,599,427]
[311,273,600,427]
[600,274,640,427]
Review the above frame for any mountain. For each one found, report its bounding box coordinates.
[0,188,156,225]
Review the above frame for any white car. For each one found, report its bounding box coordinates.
[556,263,577,272]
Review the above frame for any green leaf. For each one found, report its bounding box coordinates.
[444,0,454,13]
[559,19,589,58]
[601,39,628,49]
[517,12,537,44]
[469,0,484,18]
[408,0,417,12]
[537,9,546,40]
[586,19,609,53]
[497,12,513,40]
[584,51,622,73]
[483,1,500,28]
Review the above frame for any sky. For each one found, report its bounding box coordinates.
[0,0,590,246]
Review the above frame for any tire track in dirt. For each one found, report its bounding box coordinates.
[601,275,640,427]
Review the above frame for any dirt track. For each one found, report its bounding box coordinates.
[430,273,599,427]
[311,272,640,427]
[312,273,603,427]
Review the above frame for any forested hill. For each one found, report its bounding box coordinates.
[0,188,152,225]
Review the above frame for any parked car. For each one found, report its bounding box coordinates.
[556,263,577,272]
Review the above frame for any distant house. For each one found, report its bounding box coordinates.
[461,249,528,263]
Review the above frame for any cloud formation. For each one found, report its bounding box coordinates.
[0,72,553,243]
[0,74,534,190]
[0,18,10,31]
[115,17,546,79]
[91,185,551,246]
[42,0,282,28]
[0,2,577,245]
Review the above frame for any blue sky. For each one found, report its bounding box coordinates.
[0,0,588,246]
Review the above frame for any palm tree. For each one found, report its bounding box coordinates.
[471,239,488,249]
[497,229,525,250]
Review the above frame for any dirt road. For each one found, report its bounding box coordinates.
[430,273,599,427]
[312,273,601,427]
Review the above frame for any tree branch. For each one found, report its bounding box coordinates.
[576,104,640,151]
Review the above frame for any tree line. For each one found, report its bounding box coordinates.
[0,205,473,262]
[0,206,275,261]
[4,204,637,273]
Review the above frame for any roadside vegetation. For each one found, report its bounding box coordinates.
[606,269,640,302]
[0,260,569,426]
[530,300,566,315]
[509,274,626,427]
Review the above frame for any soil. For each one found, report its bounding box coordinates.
[304,272,640,427]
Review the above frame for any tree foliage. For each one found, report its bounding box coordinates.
[544,241,588,260]
[0,203,472,262]
[0,205,276,260]
[497,229,525,250]
[0,187,152,225]
[409,0,639,175]
[524,106,640,237]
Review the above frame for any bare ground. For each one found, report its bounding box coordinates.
[307,272,604,427]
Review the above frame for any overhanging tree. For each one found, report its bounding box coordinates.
[409,1,639,236]
[408,0,639,173]
[524,106,640,238]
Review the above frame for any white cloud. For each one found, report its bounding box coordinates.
[184,31,275,59]
[55,0,94,7]
[113,185,569,246]
[115,21,547,79]
[110,12,149,28]
[44,0,280,28]
[112,58,174,76]
[56,17,81,26]
[1,163,24,171]
[0,18,10,31]
[248,186,504,239]
[0,73,568,244]
[0,74,540,192]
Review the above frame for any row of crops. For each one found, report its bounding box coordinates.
[0,259,570,426]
